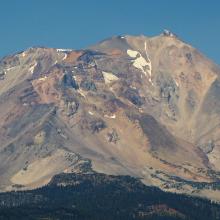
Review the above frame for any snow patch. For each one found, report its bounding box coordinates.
[21,52,26,57]
[38,76,48,81]
[102,71,119,84]
[56,49,70,61]
[63,54,67,60]
[127,50,139,58]
[73,75,80,84]
[104,114,116,119]
[78,89,86,98]
[139,108,144,113]
[162,29,176,37]
[130,85,137,90]
[174,79,179,87]
[57,49,72,52]
[144,41,152,77]
[132,56,149,76]
[29,62,37,74]
[127,42,153,85]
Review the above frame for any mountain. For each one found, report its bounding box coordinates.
[0,30,220,201]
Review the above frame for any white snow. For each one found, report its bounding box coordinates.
[56,49,70,61]
[21,52,26,57]
[104,114,116,119]
[73,75,76,80]
[73,75,80,84]
[62,54,67,60]
[130,85,137,90]
[102,71,119,84]
[148,78,153,85]
[163,29,175,37]
[127,50,139,58]
[138,108,144,113]
[29,62,37,74]
[38,76,48,81]
[57,49,72,52]
[78,89,86,98]
[174,79,179,87]
[88,111,94,115]
[144,41,152,77]
[132,56,149,76]
[127,42,153,85]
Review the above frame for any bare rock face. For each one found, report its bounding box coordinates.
[59,99,78,116]
[0,35,220,201]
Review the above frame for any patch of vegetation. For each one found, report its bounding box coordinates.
[0,173,220,220]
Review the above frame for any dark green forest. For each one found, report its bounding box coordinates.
[0,173,219,220]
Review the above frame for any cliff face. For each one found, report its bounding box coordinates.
[1,32,220,200]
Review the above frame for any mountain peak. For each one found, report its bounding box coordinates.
[161,29,178,38]
[0,33,220,202]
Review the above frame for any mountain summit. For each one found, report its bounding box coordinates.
[0,33,220,201]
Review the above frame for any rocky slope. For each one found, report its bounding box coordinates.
[0,31,220,200]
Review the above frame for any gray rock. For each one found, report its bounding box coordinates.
[107,129,119,144]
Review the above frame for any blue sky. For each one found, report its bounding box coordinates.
[1,0,220,64]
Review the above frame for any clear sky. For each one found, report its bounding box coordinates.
[1,0,220,64]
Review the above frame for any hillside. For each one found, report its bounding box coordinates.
[0,31,220,200]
